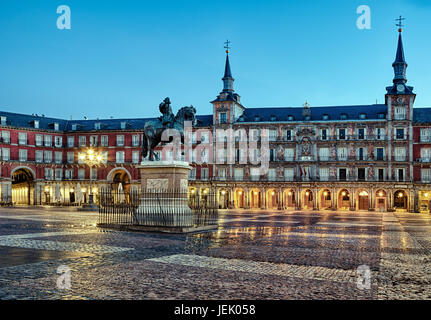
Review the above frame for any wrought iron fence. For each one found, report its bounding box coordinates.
[98,188,218,228]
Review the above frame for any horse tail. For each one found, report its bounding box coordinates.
[142,132,148,159]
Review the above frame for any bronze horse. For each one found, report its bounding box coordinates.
[142,106,196,161]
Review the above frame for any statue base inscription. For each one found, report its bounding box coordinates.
[135,161,193,228]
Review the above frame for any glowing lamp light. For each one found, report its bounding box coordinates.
[342,191,347,196]
[238,191,242,195]
[425,193,429,198]
[203,190,208,195]
[305,191,310,196]
[324,191,328,196]
[398,193,404,198]
[221,190,226,195]
[254,191,258,196]
[191,189,195,194]
[379,192,384,197]
[272,191,275,196]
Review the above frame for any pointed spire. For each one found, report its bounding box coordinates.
[222,40,235,92]
[392,17,408,84]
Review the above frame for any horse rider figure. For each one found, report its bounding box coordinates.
[158,97,175,128]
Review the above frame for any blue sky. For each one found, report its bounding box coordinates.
[0,0,430,120]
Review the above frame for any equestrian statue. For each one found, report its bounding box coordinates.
[142,97,196,161]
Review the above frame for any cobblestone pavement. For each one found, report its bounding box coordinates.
[0,207,430,300]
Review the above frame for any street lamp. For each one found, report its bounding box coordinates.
[78,148,104,205]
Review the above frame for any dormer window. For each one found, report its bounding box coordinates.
[0,116,6,126]
[120,122,127,130]
[340,113,348,120]
[322,114,329,120]
[378,113,386,119]
[95,122,101,130]
[359,113,367,120]
[34,120,39,129]
[71,124,77,131]
[54,123,59,131]
[287,115,294,121]
[254,116,261,122]
[394,106,406,120]
[305,116,311,121]
[270,115,277,122]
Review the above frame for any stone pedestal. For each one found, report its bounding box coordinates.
[135,161,193,228]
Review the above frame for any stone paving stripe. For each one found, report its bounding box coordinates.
[148,254,358,283]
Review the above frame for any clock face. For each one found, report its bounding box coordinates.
[397,84,405,93]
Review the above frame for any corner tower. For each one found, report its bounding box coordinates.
[211,41,244,126]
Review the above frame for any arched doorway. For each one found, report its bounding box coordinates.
[188,188,198,207]
[250,189,261,209]
[200,188,210,208]
[394,190,408,211]
[302,189,313,210]
[267,189,278,210]
[234,189,245,209]
[111,170,131,192]
[320,189,332,210]
[283,189,296,209]
[376,190,387,212]
[12,168,35,205]
[338,189,350,210]
[357,190,370,211]
[218,189,228,209]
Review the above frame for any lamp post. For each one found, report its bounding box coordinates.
[78,149,103,206]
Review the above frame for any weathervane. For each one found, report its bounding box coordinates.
[396,15,405,32]
[224,40,231,54]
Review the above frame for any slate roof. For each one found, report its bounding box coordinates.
[240,104,388,122]
[0,110,212,132]
[413,108,431,124]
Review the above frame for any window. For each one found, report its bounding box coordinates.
[1,131,10,144]
[44,151,52,163]
[358,168,366,181]
[421,129,431,142]
[378,113,386,119]
[116,135,125,147]
[67,152,74,164]
[45,168,53,180]
[397,169,405,182]
[1,148,9,161]
[34,120,39,129]
[71,124,77,131]
[101,151,108,163]
[337,147,348,161]
[54,136,62,148]
[132,151,140,164]
[358,128,365,140]
[340,114,348,120]
[18,132,27,145]
[270,115,277,121]
[376,128,385,140]
[201,168,209,181]
[189,168,196,180]
[394,147,406,162]
[284,130,292,141]
[35,150,43,163]
[55,169,63,181]
[132,135,140,147]
[357,148,366,161]
[79,136,86,147]
[120,122,127,130]
[95,123,101,130]
[218,168,226,180]
[376,148,384,161]
[284,148,295,161]
[19,149,27,162]
[54,123,59,131]
[359,113,367,120]
[422,169,431,183]
[321,129,328,140]
[322,114,329,120]
[0,116,6,125]
[268,168,277,181]
[233,168,243,181]
[287,115,294,121]
[396,128,405,140]
[319,168,329,181]
[44,135,52,147]
[55,152,62,164]
[338,128,346,140]
[91,168,97,180]
[269,129,277,142]
[89,135,98,147]
[339,168,347,181]
[78,169,85,180]
[219,112,227,124]
[420,148,431,162]
[394,106,406,120]
[101,135,108,147]
[284,168,294,181]
[65,169,74,180]
[378,169,385,182]
[319,148,330,161]
[35,135,43,146]
[67,136,74,147]
[116,151,125,163]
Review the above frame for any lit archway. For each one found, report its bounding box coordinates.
[357,189,370,211]
[302,189,313,210]
[266,189,278,210]
[338,189,350,210]
[319,189,332,210]
[394,190,408,211]
[218,189,229,209]
[283,189,296,209]
[376,190,387,212]
[234,188,245,209]
[11,167,35,205]
[250,189,261,209]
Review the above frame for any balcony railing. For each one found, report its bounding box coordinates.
[210,176,412,183]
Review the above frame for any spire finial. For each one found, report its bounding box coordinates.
[224,40,231,54]
[396,15,405,33]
